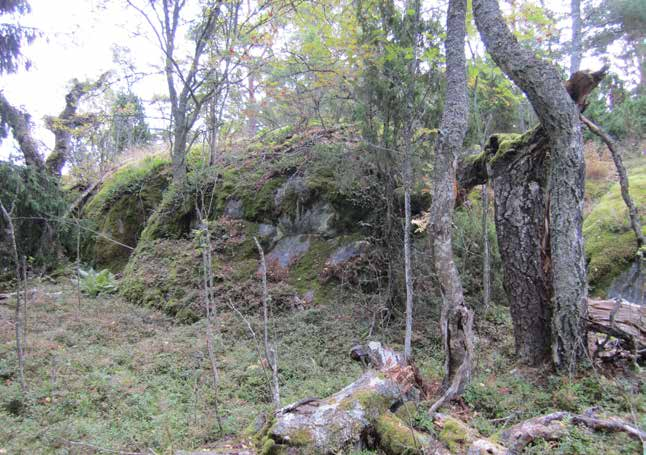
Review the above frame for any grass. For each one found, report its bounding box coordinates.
[2,274,644,454]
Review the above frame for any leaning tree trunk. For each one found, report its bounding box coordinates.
[428,0,474,407]
[45,73,109,176]
[473,0,588,373]
[0,93,44,170]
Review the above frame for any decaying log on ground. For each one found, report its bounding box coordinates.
[500,411,569,453]
[587,298,646,353]
[498,408,646,454]
[255,342,447,454]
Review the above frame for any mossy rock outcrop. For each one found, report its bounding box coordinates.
[140,128,387,242]
[82,156,171,271]
[583,165,645,296]
[121,127,432,316]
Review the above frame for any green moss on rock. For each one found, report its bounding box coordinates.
[120,238,201,321]
[83,156,171,271]
[583,165,646,295]
[375,413,430,454]
[437,415,474,453]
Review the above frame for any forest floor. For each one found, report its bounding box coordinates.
[0,277,644,454]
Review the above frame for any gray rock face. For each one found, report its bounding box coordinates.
[274,175,309,208]
[264,234,311,270]
[258,223,278,239]
[279,201,336,237]
[223,198,244,219]
[608,258,645,305]
[327,240,370,268]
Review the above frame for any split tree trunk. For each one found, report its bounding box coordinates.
[487,130,553,364]
[458,129,553,365]
[473,0,588,373]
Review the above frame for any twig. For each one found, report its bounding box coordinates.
[254,237,280,408]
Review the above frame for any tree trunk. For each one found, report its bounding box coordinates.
[490,130,553,364]
[570,0,582,73]
[45,74,109,176]
[0,93,44,170]
[473,0,588,373]
[428,0,474,404]
[171,117,188,182]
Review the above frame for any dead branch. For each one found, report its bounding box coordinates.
[581,114,644,247]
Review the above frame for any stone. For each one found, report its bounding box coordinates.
[264,235,311,270]
[224,198,244,219]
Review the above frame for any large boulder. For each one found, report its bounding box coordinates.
[583,164,645,297]
[82,156,171,271]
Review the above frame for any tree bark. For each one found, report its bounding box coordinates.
[428,0,474,404]
[490,130,553,364]
[473,0,588,373]
[570,0,582,73]
[0,92,44,170]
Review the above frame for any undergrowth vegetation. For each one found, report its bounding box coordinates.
[1,278,643,454]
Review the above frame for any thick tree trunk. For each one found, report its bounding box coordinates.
[458,131,553,365]
[473,0,588,373]
[428,0,474,404]
[490,130,553,364]
[0,93,44,170]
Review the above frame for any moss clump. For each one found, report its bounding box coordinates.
[375,413,430,454]
[437,415,473,453]
[339,389,392,418]
[84,155,170,219]
[83,156,171,270]
[120,239,201,321]
[583,165,646,295]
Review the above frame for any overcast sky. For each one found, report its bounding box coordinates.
[0,0,587,161]
[0,0,167,160]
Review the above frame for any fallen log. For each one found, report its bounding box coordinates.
[498,408,645,454]
[587,298,646,353]
[255,341,447,454]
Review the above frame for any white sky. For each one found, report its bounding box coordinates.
[0,0,605,161]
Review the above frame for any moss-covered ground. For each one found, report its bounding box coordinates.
[1,274,643,454]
